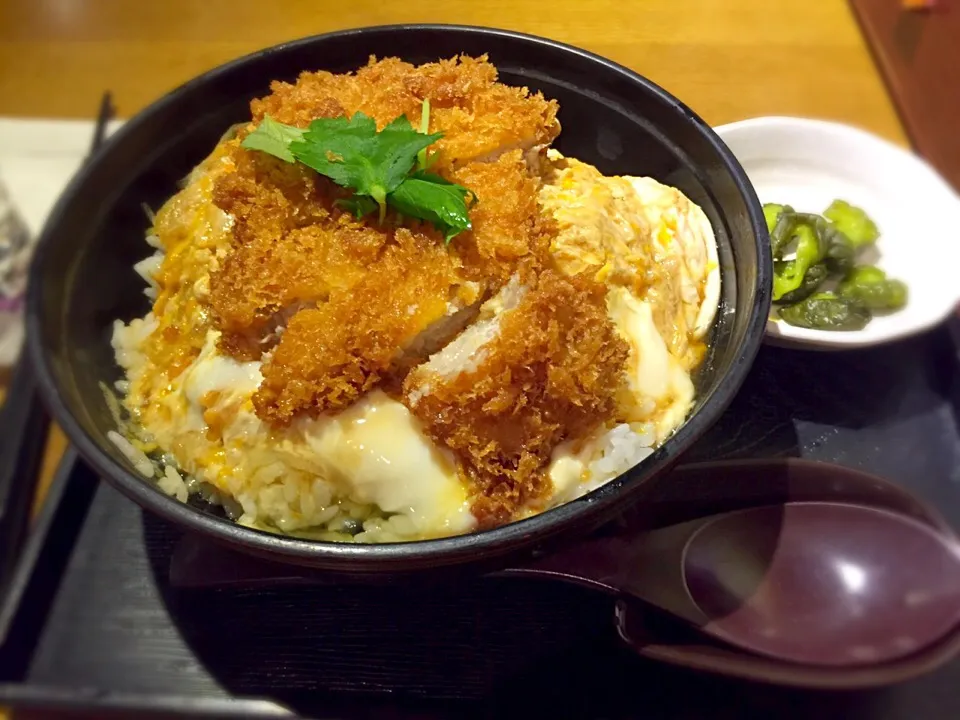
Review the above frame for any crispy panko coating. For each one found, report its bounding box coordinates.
[210,141,553,399]
[253,229,465,425]
[249,55,560,169]
[210,142,402,360]
[403,271,629,527]
[209,140,388,358]
[448,150,554,287]
[211,110,553,360]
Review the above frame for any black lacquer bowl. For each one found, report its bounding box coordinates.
[26,25,771,573]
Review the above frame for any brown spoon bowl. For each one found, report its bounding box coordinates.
[609,459,960,688]
[682,501,960,666]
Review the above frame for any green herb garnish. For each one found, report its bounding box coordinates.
[241,105,474,241]
[240,115,305,163]
[290,113,440,223]
[389,171,477,241]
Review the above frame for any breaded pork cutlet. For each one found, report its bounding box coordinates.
[208,141,546,423]
[252,228,475,425]
[210,144,549,353]
[447,149,554,287]
[403,270,629,527]
[210,142,387,359]
[250,55,560,170]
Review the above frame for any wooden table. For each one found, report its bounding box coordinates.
[0,0,903,711]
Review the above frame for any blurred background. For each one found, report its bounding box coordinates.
[0,0,907,137]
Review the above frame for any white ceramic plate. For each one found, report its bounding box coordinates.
[715,116,960,350]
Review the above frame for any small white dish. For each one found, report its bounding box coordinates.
[714,116,960,350]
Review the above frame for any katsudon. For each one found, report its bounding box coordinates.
[108,54,721,542]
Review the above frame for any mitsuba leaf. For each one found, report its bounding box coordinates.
[290,113,441,218]
[238,112,477,238]
[240,115,305,163]
[388,171,476,242]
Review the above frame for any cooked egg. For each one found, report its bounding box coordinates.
[628,176,721,342]
[299,392,475,535]
[539,150,721,369]
[606,287,695,443]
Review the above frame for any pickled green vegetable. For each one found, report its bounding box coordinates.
[769,210,807,259]
[823,199,879,248]
[838,266,908,311]
[770,212,854,298]
[772,224,821,300]
[821,221,856,275]
[765,197,904,331]
[776,262,829,305]
[794,213,855,272]
[844,265,886,285]
[763,203,789,235]
[778,293,871,331]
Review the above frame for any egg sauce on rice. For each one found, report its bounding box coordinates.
[109,55,720,543]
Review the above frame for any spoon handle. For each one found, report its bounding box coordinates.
[495,515,710,624]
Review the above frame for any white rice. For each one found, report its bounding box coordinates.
[133,251,163,300]
[158,464,189,503]
[108,282,670,543]
[107,430,156,478]
[591,423,656,481]
[546,422,656,507]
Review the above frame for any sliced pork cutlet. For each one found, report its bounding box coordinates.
[403,270,630,528]
[252,227,480,426]
[208,141,385,359]
[214,55,566,426]
[364,153,552,377]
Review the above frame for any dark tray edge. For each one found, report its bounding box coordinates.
[0,453,308,719]
[847,0,919,155]
[0,684,298,719]
[0,448,96,670]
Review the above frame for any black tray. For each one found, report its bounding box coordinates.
[2,326,960,719]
